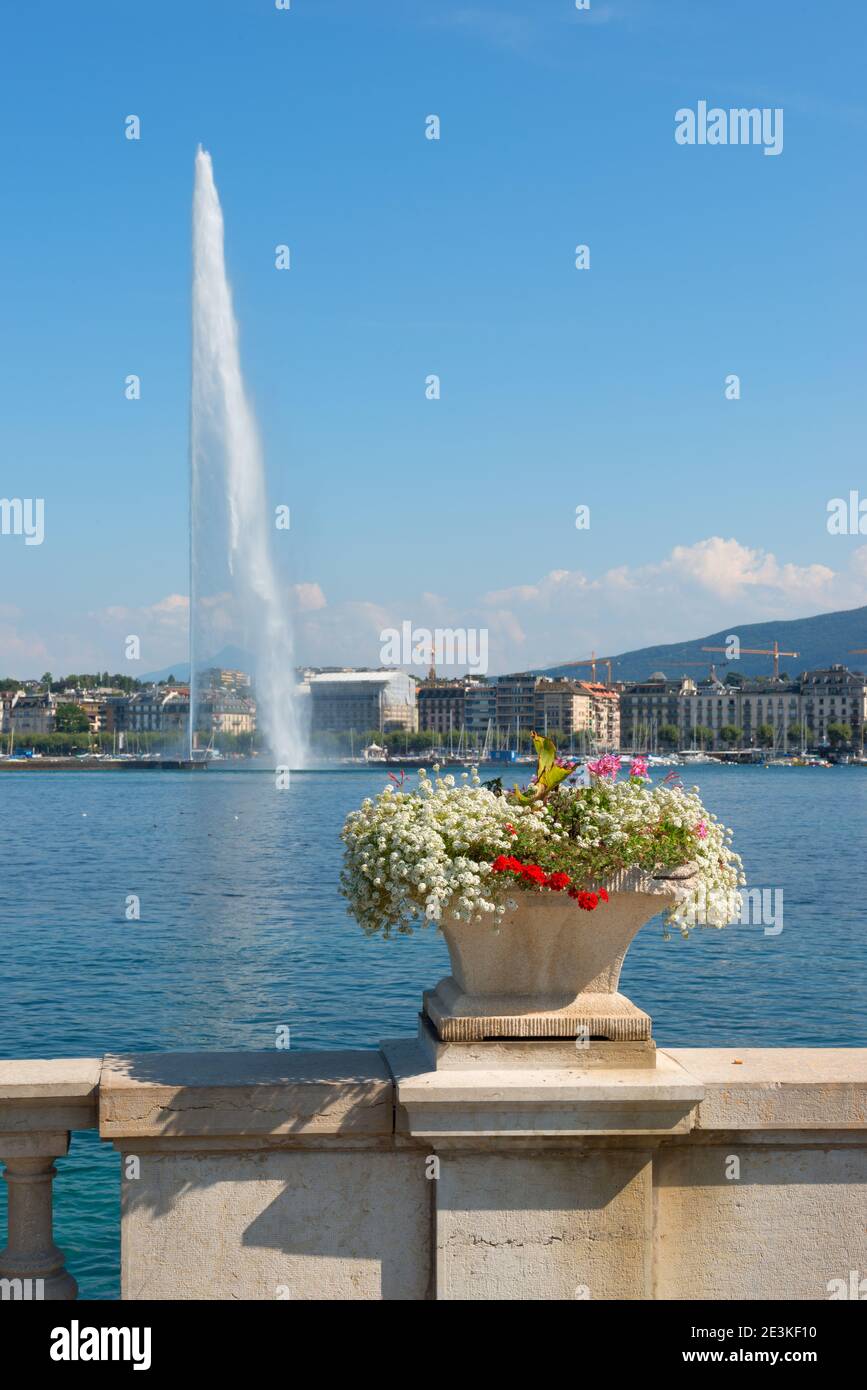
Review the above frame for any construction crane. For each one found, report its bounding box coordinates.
[701,640,799,679]
[564,651,615,684]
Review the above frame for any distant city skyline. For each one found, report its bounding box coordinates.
[1,1,865,676]
[5,593,867,690]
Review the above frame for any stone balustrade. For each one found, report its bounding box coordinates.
[1,1046,865,1300]
[0,1059,101,1300]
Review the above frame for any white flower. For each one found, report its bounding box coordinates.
[340,764,742,937]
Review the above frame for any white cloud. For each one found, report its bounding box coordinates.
[98,593,190,631]
[661,537,835,600]
[7,538,867,677]
[292,582,327,613]
[441,538,866,670]
[0,605,50,672]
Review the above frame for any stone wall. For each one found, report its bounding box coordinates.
[91,1045,866,1301]
[2,1048,863,1301]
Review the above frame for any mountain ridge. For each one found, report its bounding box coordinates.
[536,604,867,683]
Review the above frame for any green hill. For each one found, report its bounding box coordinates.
[540,604,867,683]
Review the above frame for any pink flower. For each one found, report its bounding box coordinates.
[695,819,708,840]
[587,754,622,781]
[629,757,649,780]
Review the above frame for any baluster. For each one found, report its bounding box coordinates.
[0,1134,77,1300]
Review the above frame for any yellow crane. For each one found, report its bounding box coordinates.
[702,640,799,679]
[564,651,614,684]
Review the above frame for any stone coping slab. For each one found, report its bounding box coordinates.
[381,1038,704,1137]
[99,1050,394,1141]
[0,1058,101,1135]
[664,1048,867,1131]
[3,1049,865,1147]
[0,1058,102,1100]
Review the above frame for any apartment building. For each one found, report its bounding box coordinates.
[637,664,867,750]
[495,674,539,739]
[197,693,255,736]
[800,665,867,745]
[533,679,594,739]
[579,681,621,752]
[308,670,417,734]
[620,674,696,748]
[9,692,56,734]
[416,679,469,736]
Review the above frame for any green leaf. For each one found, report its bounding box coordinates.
[531,731,557,778]
[540,763,572,792]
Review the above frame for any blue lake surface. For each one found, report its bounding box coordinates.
[1,761,865,1298]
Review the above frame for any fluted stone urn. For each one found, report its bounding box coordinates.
[423,864,698,1049]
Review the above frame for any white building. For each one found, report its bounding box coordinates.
[308,671,417,734]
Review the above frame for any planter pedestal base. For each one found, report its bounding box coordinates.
[417,1013,656,1070]
[423,977,652,1045]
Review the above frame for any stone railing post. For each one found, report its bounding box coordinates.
[0,1134,77,1300]
[0,1059,101,1304]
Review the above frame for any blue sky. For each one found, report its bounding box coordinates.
[1,0,865,677]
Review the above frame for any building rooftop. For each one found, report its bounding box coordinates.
[308,670,412,685]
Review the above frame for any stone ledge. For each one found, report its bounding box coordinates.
[3,1049,864,1149]
[664,1048,867,1131]
[381,1038,704,1137]
[0,1058,101,1135]
[99,1051,394,1141]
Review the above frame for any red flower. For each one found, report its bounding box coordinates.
[520,863,547,885]
[491,855,529,875]
[547,871,571,891]
[505,823,517,836]
[567,888,603,910]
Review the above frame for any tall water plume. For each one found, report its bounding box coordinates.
[189,147,303,765]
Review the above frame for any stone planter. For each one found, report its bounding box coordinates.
[423,864,698,1044]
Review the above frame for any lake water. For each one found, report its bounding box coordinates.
[1,761,865,1298]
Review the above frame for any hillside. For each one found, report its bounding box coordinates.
[539,604,867,683]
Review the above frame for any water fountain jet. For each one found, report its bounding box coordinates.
[189,147,304,767]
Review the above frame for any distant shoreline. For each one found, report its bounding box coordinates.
[0,758,207,772]
[0,755,859,774]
